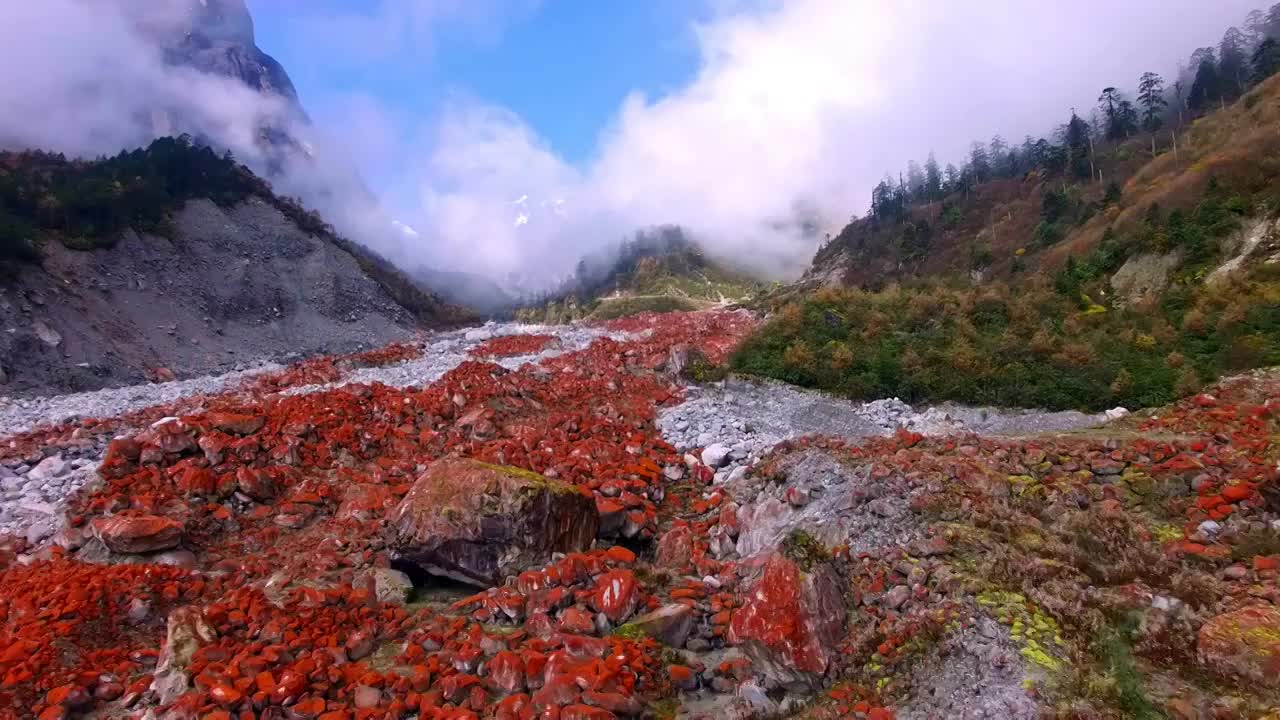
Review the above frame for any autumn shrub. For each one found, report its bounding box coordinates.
[733,258,1280,411]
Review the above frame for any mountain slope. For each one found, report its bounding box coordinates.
[516,226,765,323]
[737,74,1280,412]
[0,138,469,395]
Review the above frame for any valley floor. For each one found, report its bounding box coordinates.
[0,310,1276,719]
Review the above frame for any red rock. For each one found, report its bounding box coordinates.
[337,484,396,522]
[494,694,533,720]
[290,696,327,718]
[210,683,243,705]
[602,546,636,565]
[667,664,698,691]
[91,515,184,554]
[595,499,626,537]
[590,570,640,624]
[389,458,599,587]
[100,438,143,477]
[487,650,526,694]
[1221,484,1254,502]
[728,553,846,687]
[655,526,693,569]
[558,607,596,635]
[203,412,266,436]
[235,467,279,501]
[1198,605,1280,686]
[561,704,616,720]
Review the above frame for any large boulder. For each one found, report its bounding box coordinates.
[729,552,847,689]
[92,515,184,554]
[389,458,598,587]
[1198,605,1280,686]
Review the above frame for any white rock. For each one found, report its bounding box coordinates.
[1198,520,1222,537]
[1105,407,1130,421]
[26,455,68,482]
[702,444,731,468]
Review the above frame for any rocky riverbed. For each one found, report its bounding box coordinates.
[0,311,1276,720]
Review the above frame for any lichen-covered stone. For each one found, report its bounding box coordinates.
[1198,605,1280,686]
[389,458,599,586]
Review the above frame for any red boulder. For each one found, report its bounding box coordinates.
[92,515,184,554]
[728,553,847,688]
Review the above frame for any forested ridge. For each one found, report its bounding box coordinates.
[739,5,1280,411]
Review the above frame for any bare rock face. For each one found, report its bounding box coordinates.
[91,515,184,554]
[389,458,598,587]
[728,552,847,689]
[1198,605,1280,686]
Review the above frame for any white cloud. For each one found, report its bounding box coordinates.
[387,0,1259,288]
[0,0,1262,296]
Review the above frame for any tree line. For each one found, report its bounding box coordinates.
[868,4,1280,225]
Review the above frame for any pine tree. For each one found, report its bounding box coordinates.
[1064,112,1092,180]
[1220,27,1250,95]
[923,152,942,201]
[969,142,991,182]
[1137,72,1168,131]
[1098,87,1137,139]
[1188,50,1222,110]
[1255,37,1280,82]
[906,160,926,202]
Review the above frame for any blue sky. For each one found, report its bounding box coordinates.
[248,1,707,166]
[234,0,1258,287]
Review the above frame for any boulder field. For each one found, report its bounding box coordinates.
[0,310,1276,719]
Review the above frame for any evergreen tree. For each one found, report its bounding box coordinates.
[989,135,1012,176]
[906,160,926,202]
[943,164,960,192]
[1064,112,1093,180]
[1220,27,1250,95]
[1097,87,1137,139]
[1255,37,1280,82]
[923,152,942,201]
[1137,72,1168,131]
[1267,3,1280,39]
[1246,9,1268,48]
[969,141,991,183]
[1188,50,1223,110]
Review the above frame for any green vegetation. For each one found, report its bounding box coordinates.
[586,295,700,321]
[733,249,1280,410]
[0,136,254,268]
[781,528,831,571]
[517,225,762,323]
[1096,618,1162,720]
[0,136,466,324]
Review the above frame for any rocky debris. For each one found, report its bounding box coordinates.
[389,458,599,587]
[658,377,1103,458]
[3,310,1280,719]
[1198,605,1280,686]
[0,451,100,543]
[732,448,922,558]
[894,616,1040,720]
[729,553,847,688]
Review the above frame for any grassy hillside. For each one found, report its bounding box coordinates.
[736,76,1280,411]
[812,73,1280,290]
